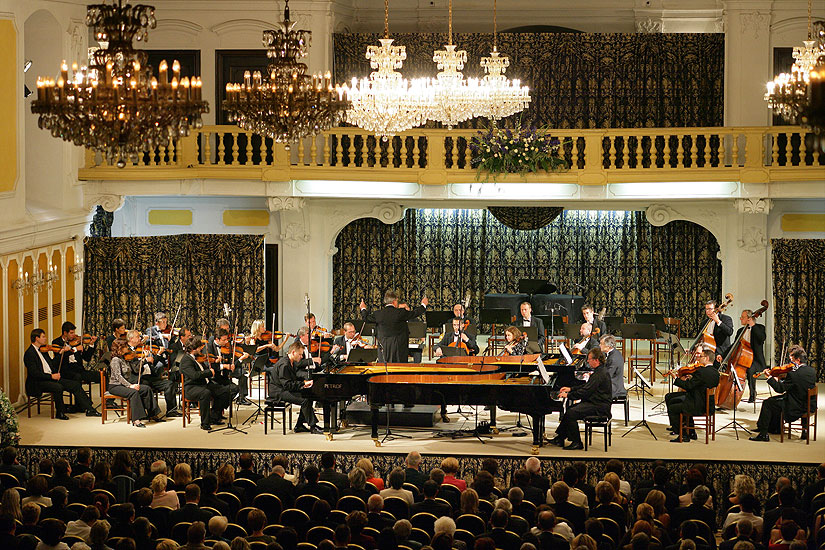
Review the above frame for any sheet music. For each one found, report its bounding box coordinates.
[536,357,550,384]
[559,343,573,365]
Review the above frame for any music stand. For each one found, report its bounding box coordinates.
[651,332,682,414]
[621,323,657,396]
[348,348,378,363]
[425,311,454,330]
[243,353,270,425]
[563,323,582,341]
[441,346,469,357]
[443,321,478,337]
[622,367,657,440]
[480,308,512,354]
[634,313,668,332]
[714,371,751,439]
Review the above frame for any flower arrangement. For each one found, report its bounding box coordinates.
[469,124,570,181]
[0,389,20,448]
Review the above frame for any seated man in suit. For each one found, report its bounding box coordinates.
[205,328,247,405]
[572,322,599,354]
[266,341,319,433]
[665,348,720,442]
[180,337,231,431]
[600,335,627,400]
[330,322,370,363]
[515,302,546,351]
[433,317,479,357]
[52,321,99,386]
[24,328,99,420]
[410,480,453,518]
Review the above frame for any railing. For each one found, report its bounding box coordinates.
[80,125,824,185]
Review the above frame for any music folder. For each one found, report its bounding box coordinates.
[535,357,551,384]
[348,348,378,363]
[559,343,573,365]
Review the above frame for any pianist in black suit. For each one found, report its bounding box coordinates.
[359,291,428,363]
[514,302,546,350]
[548,347,612,450]
[433,318,479,357]
[24,328,98,420]
[267,341,320,433]
[600,335,626,399]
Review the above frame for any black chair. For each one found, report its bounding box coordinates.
[403,483,421,501]
[478,498,494,517]
[263,399,292,435]
[279,508,310,534]
[224,523,248,539]
[234,478,257,493]
[456,513,486,535]
[318,480,339,502]
[508,514,530,535]
[328,509,348,526]
[337,495,366,513]
[411,512,438,535]
[295,493,320,514]
[171,522,192,544]
[409,527,431,546]
[612,395,630,426]
[306,525,336,545]
[252,493,283,524]
[598,517,621,543]
[235,506,256,529]
[454,528,476,548]
[584,415,612,451]
[383,496,410,519]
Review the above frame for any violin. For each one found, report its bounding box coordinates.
[66,333,97,347]
[258,331,295,341]
[39,344,65,354]
[665,362,703,378]
[311,327,333,338]
[219,344,246,359]
[310,340,332,353]
[755,363,794,379]
[159,326,182,337]
[193,352,221,364]
[122,345,163,361]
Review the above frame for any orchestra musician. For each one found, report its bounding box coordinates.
[503,326,527,356]
[167,327,193,370]
[514,302,546,350]
[108,338,162,427]
[703,300,734,366]
[736,309,766,403]
[582,304,607,337]
[206,328,249,405]
[180,337,231,431]
[52,321,99,385]
[749,347,816,442]
[450,303,466,321]
[295,327,322,366]
[548,347,613,450]
[572,323,598,354]
[125,330,181,417]
[433,318,479,357]
[105,319,127,351]
[146,312,176,372]
[600,335,626,400]
[665,348,720,442]
[267,341,320,433]
[250,319,285,356]
[24,328,100,420]
[331,322,368,362]
[359,291,429,363]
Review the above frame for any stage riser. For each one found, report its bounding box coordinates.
[345,403,440,427]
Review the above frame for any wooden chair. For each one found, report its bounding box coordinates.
[180,372,200,428]
[654,317,681,362]
[25,389,54,418]
[781,386,818,444]
[624,327,657,383]
[679,387,716,443]
[100,369,131,424]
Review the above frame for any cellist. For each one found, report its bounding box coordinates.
[433,317,479,357]
[702,300,734,366]
[736,309,766,403]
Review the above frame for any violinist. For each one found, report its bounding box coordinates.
[702,300,734,365]
[582,304,607,338]
[108,338,162,427]
[105,319,127,351]
[125,330,180,417]
[267,341,320,433]
[52,321,99,386]
[180,337,231,431]
[331,322,368,362]
[295,327,322,366]
[749,347,816,442]
[24,328,99,420]
[572,322,598,354]
[665,348,720,442]
[206,328,249,405]
[250,320,285,356]
[145,312,174,371]
[503,326,527,356]
[515,302,546,350]
[736,309,766,403]
[600,334,626,400]
[433,318,479,357]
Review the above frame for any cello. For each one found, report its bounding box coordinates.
[715,300,769,409]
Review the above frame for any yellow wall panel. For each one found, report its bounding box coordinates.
[148,209,193,225]
[7,259,21,402]
[0,21,17,193]
[781,213,825,233]
[222,209,270,227]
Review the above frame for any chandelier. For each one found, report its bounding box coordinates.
[337,0,433,139]
[223,0,348,147]
[765,0,825,132]
[425,0,485,128]
[476,0,531,121]
[30,0,209,168]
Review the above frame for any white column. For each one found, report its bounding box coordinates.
[1,258,8,396]
[724,2,772,126]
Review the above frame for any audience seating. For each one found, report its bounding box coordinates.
[295,493,320,514]
[456,513,485,535]
[306,525,335,545]
[252,492,283,523]
[337,494,366,513]
[411,511,438,534]
[383,495,410,519]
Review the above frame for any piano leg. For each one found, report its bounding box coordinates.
[322,402,333,440]
[531,412,543,455]
[489,405,498,434]
[371,405,381,446]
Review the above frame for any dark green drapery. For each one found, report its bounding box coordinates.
[333,33,725,128]
[333,209,721,336]
[771,239,825,380]
[83,235,265,337]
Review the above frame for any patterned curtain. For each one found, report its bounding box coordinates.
[89,206,114,238]
[488,207,564,230]
[83,235,265,337]
[771,239,825,380]
[333,33,725,128]
[333,209,721,336]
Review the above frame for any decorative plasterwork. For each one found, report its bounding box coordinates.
[67,19,85,61]
[645,203,725,250]
[268,196,305,211]
[85,194,125,213]
[155,19,204,38]
[636,18,662,33]
[211,19,286,36]
[735,198,772,214]
[370,202,405,225]
[279,218,310,248]
[738,226,768,252]
[740,12,770,40]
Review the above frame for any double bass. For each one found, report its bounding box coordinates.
[686,293,733,359]
[716,300,769,409]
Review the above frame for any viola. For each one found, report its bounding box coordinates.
[756,363,794,379]
[219,344,246,359]
[311,327,333,338]
[67,333,97,347]
[665,362,704,378]
[193,352,221,364]
[310,340,332,353]
[39,344,65,354]
[258,331,295,341]
[122,345,163,361]
[159,326,182,337]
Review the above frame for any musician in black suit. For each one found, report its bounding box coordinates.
[433,318,479,357]
[125,330,181,417]
[582,304,607,337]
[24,328,98,420]
[51,321,99,385]
[515,301,545,350]
[749,347,817,441]
[267,341,320,433]
[330,322,369,362]
[703,300,734,365]
[572,322,599,354]
[359,291,428,363]
[665,348,720,442]
[548,348,613,450]
[180,337,231,430]
[734,309,766,403]
[205,328,247,404]
[600,335,626,399]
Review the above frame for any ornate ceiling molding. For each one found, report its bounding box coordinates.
[739,12,770,40]
[268,196,305,212]
[735,198,772,215]
[85,194,125,213]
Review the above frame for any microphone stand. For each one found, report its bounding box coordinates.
[378,340,410,443]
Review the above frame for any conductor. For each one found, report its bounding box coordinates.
[360,291,428,363]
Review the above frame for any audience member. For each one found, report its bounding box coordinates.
[441,458,466,492]
[41,487,78,524]
[719,519,765,550]
[52,459,78,493]
[723,494,763,538]
[404,452,428,490]
[169,484,212,527]
[72,448,93,477]
[761,487,804,546]
[0,447,29,486]
[319,453,348,494]
[150,474,179,509]
[181,520,208,550]
[216,463,246,511]
[342,467,372,503]
[606,459,632,497]
[245,508,275,544]
[236,453,263,483]
[547,467,588,512]
[367,494,393,531]
[207,515,230,544]
[1,487,23,521]
[135,460,167,491]
[296,465,336,507]
[472,471,497,502]
[379,468,413,505]
[65,506,99,542]
[171,463,193,492]
[393,519,421,550]
[19,502,42,537]
[347,510,376,549]
[258,465,295,509]
[671,485,716,536]
[434,516,466,550]
[37,517,69,550]
[411,480,452,518]
[525,457,550,494]
[23,475,52,506]
[356,458,384,492]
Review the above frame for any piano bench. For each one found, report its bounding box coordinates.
[263,401,292,435]
[611,395,629,426]
[584,415,612,452]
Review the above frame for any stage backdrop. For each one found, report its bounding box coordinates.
[771,239,824,380]
[333,209,721,337]
[83,235,265,337]
[333,32,725,128]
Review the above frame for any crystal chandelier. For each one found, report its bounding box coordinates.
[337,0,433,139]
[223,0,348,147]
[476,0,531,121]
[30,0,209,168]
[425,0,484,128]
[765,0,825,128]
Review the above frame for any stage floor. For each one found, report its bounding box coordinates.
[17,378,824,463]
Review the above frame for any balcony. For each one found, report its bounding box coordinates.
[79,125,824,195]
